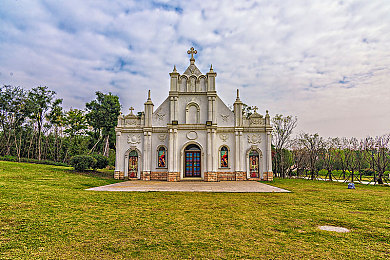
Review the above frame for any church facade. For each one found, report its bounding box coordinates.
[114,48,273,182]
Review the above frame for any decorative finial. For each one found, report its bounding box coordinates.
[173,65,177,72]
[209,64,213,72]
[187,47,197,63]
[148,90,151,100]
[129,107,134,114]
[237,89,239,98]
[266,110,269,114]
[253,106,258,113]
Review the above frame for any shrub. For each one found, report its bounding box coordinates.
[70,155,96,171]
[92,154,109,169]
[362,168,375,176]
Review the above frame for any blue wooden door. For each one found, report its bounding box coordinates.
[185,151,201,177]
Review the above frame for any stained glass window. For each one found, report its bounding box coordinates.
[158,147,167,168]
[220,146,228,168]
[129,150,138,178]
[249,150,259,178]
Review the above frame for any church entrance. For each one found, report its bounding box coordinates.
[128,150,138,178]
[184,144,201,178]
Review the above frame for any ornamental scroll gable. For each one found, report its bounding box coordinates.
[248,108,265,126]
[118,107,141,127]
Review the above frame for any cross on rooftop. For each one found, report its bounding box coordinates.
[129,107,134,114]
[253,106,258,113]
[187,47,197,60]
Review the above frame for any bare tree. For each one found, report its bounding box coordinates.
[298,133,323,180]
[344,138,367,183]
[364,134,390,184]
[320,137,338,181]
[290,138,308,178]
[272,114,298,178]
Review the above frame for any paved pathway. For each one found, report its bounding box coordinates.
[87,181,290,193]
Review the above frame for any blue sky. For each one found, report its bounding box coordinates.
[1,0,389,138]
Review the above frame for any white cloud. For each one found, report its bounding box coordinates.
[0,0,389,138]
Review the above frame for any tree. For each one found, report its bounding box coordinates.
[46,98,64,161]
[63,108,88,158]
[364,134,390,184]
[85,92,121,157]
[27,86,56,160]
[0,85,31,160]
[272,114,298,178]
[320,137,338,181]
[298,133,323,180]
[290,138,308,177]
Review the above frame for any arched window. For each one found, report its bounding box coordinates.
[129,150,138,178]
[249,150,259,178]
[220,146,229,168]
[157,146,167,168]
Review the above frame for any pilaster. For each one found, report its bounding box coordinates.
[115,131,121,173]
[211,128,217,172]
[142,131,152,180]
[207,129,212,172]
[173,128,178,173]
[206,65,217,92]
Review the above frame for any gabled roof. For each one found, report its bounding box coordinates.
[183,63,202,76]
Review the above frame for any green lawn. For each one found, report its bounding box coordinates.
[0,161,389,259]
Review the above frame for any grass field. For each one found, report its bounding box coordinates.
[0,161,389,259]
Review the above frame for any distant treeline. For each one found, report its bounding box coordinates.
[272,116,390,184]
[0,85,120,165]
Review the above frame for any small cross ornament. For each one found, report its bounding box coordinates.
[129,107,134,114]
[253,106,258,113]
[187,47,197,60]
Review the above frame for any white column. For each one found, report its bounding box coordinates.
[235,131,240,172]
[170,97,174,122]
[168,129,174,171]
[211,97,216,123]
[208,97,213,122]
[148,132,152,172]
[211,129,217,172]
[239,131,243,172]
[115,132,121,171]
[174,97,178,121]
[207,129,212,172]
[143,132,148,172]
[173,129,178,173]
[266,132,272,172]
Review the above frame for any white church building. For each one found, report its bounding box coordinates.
[114,48,273,182]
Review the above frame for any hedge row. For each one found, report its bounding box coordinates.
[0,155,69,167]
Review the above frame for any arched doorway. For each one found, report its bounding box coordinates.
[128,150,138,178]
[249,150,259,178]
[184,144,201,177]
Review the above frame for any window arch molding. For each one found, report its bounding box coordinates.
[124,147,142,179]
[156,145,168,169]
[245,147,263,179]
[218,145,230,169]
[185,102,200,124]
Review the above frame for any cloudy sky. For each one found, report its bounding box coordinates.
[1,0,389,138]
